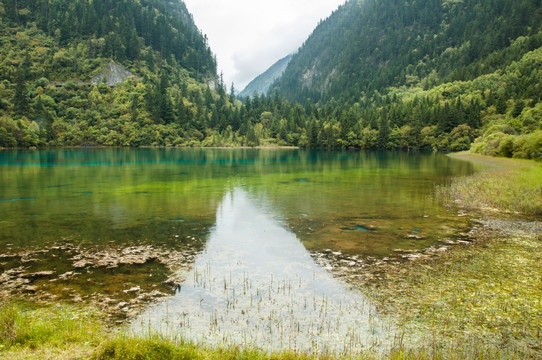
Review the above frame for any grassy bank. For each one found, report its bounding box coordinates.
[437,152,542,215]
[0,301,336,360]
[0,302,104,359]
[1,153,541,359]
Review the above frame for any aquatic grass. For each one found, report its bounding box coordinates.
[367,227,542,358]
[134,262,388,356]
[437,153,542,215]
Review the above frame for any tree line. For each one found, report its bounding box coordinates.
[0,0,540,160]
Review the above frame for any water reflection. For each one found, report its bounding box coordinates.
[132,188,389,354]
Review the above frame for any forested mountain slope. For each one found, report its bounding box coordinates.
[251,0,542,158]
[239,54,292,98]
[0,0,216,82]
[273,0,542,104]
[0,0,247,147]
[1,0,541,158]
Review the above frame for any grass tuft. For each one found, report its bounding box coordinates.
[0,302,21,346]
[92,336,201,360]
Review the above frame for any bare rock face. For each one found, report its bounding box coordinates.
[91,62,133,87]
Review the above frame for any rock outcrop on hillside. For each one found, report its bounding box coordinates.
[91,62,134,87]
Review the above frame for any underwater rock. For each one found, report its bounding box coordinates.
[58,271,77,279]
[24,271,55,279]
[22,285,38,292]
[73,259,94,269]
[0,243,200,322]
[405,234,426,240]
[137,290,167,301]
[123,286,141,293]
[0,272,10,283]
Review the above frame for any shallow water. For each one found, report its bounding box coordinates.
[0,148,474,352]
[132,189,388,354]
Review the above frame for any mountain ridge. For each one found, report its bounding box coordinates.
[239,54,293,98]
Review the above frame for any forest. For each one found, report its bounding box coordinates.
[0,0,541,160]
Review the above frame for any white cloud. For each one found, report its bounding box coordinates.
[183,0,345,90]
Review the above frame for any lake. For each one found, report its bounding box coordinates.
[0,148,474,353]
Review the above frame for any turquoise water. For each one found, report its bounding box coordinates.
[0,148,473,254]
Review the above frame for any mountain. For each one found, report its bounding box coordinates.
[239,54,293,98]
[1,0,541,159]
[258,0,542,158]
[273,0,542,104]
[0,0,216,81]
[0,0,248,148]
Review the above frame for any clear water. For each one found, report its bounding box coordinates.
[132,188,388,354]
[0,148,474,353]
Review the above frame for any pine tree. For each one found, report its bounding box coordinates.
[13,66,29,117]
[377,112,390,148]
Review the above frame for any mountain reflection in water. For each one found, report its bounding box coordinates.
[131,188,390,354]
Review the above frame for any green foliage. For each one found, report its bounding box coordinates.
[0,0,215,78]
[0,0,541,155]
[0,301,104,352]
[274,0,542,105]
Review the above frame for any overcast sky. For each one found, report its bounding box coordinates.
[183,0,345,91]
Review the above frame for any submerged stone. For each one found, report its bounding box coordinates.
[341,225,376,232]
[355,225,376,232]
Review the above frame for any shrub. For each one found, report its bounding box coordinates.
[513,130,542,160]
